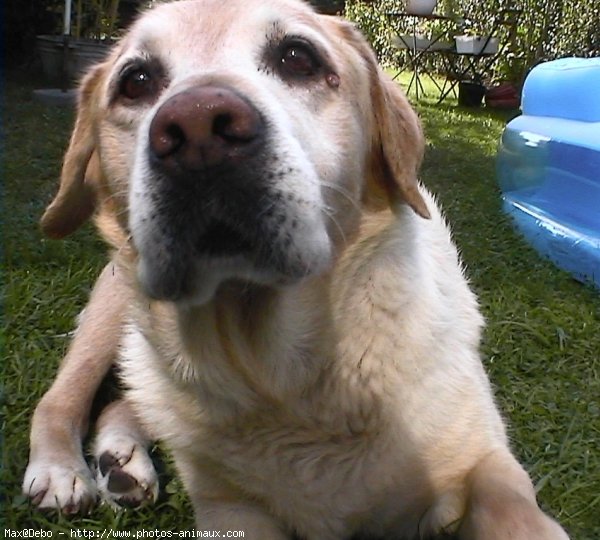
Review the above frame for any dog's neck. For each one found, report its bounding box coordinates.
[128,270,381,435]
[191,276,335,388]
[131,273,335,405]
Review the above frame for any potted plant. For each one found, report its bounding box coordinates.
[393,17,452,53]
[455,34,499,55]
[393,32,433,50]
[453,18,499,55]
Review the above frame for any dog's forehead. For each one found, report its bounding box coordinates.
[125,0,329,70]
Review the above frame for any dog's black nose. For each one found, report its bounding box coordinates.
[149,86,264,171]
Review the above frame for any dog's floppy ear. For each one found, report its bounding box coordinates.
[340,23,430,218]
[366,72,430,218]
[41,64,106,238]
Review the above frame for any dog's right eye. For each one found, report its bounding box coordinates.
[280,44,321,78]
[119,68,156,102]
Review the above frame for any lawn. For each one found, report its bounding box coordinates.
[2,72,599,538]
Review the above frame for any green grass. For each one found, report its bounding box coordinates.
[2,72,600,538]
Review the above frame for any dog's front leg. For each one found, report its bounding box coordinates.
[23,261,129,513]
[193,501,291,540]
[457,449,570,540]
[176,462,290,539]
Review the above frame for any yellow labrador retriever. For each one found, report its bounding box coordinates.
[24,0,569,538]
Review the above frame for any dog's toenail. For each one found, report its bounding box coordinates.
[31,490,47,506]
[63,502,80,515]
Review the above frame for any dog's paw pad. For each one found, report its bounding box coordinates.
[99,452,141,494]
[22,461,97,513]
[95,440,158,509]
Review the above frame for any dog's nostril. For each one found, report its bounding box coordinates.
[152,123,185,159]
[213,113,234,140]
[213,113,256,144]
[166,123,185,150]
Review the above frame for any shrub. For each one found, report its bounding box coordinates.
[345,0,600,83]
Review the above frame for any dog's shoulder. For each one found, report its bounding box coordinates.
[330,192,484,381]
[333,191,481,327]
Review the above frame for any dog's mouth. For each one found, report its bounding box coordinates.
[136,217,262,303]
[134,204,331,305]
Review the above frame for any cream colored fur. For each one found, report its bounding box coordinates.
[24,0,569,538]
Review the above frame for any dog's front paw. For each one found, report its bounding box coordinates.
[22,459,97,513]
[94,432,159,509]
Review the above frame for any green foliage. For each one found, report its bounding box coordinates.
[345,1,403,61]
[346,0,600,83]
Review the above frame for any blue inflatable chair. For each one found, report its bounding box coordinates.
[497,57,600,289]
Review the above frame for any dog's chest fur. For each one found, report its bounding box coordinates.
[121,313,425,538]
[118,206,497,537]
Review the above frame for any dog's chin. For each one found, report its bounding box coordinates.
[134,210,334,305]
[137,249,331,307]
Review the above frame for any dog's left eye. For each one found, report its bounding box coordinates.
[119,68,156,101]
[279,43,321,78]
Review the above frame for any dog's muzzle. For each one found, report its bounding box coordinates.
[131,84,331,303]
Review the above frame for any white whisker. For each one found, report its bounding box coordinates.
[321,205,347,248]
[319,181,361,213]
